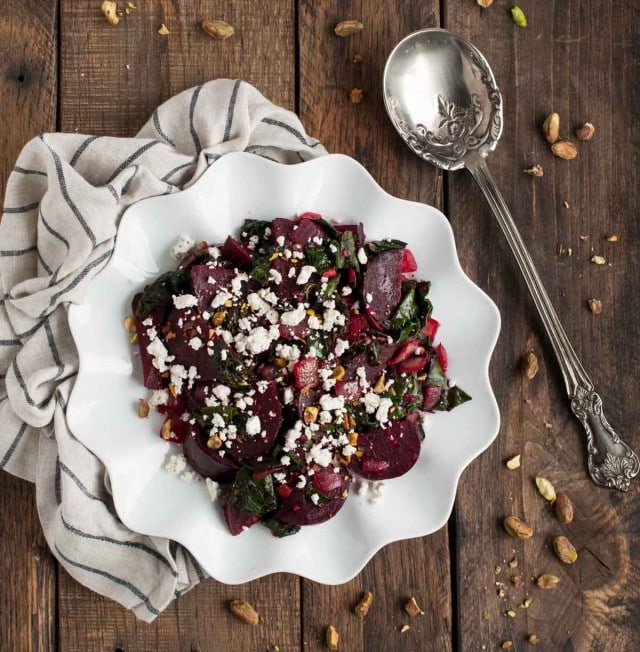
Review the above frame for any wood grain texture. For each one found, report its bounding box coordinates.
[0,2,58,651]
[444,2,640,650]
[298,3,452,651]
[56,2,299,651]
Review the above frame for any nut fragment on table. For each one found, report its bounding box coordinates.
[551,141,578,160]
[400,624,411,633]
[158,23,170,35]
[553,535,578,564]
[202,19,235,39]
[505,454,521,470]
[537,573,560,589]
[535,476,556,503]
[511,575,524,587]
[524,164,544,177]
[350,88,364,104]
[334,20,363,37]
[229,599,259,625]
[354,591,373,617]
[101,1,120,25]
[522,351,538,379]
[501,642,513,649]
[326,625,340,649]
[575,122,595,140]
[605,233,619,242]
[503,516,534,540]
[528,634,541,645]
[542,112,560,143]
[404,596,424,617]
[587,298,603,314]
[477,0,494,7]
[591,255,606,265]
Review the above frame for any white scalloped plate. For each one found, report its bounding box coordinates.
[67,152,500,584]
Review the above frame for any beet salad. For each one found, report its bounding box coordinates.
[130,213,470,538]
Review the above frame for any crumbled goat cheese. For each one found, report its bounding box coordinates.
[365,293,373,303]
[375,397,394,424]
[280,304,306,327]
[310,493,320,505]
[357,247,368,265]
[276,235,285,247]
[341,286,352,296]
[306,443,332,467]
[342,444,357,457]
[211,385,231,404]
[170,364,188,394]
[148,389,169,407]
[269,268,283,285]
[246,415,261,435]
[296,265,316,285]
[283,387,294,404]
[363,391,381,414]
[211,291,233,308]
[146,338,174,372]
[173,294,198,309]
[171,234,195,259]
[308,315,321,330]
[165,453,187,475]
[288,267,296,278]
[296,475,307,489]
[188,337,203,351]
[334,338,349,357]
[205,478,221,502]
[319,394,344,412]
[230,273,248,295]
[280,455,291,466]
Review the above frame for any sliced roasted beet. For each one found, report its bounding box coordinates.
[335,223,365,249]
[274,486,347,525]
[223,381,282,461]
[345,313,368,342]
[159,416,188,444]
[290,218,326,245]
[162,307,217,377]
[401,248,418,273]
[293,357,319,389]
[423,385,442,410]
[132,301,166,390]
[182,423,238,481]
[436,343,448,372]
[278,318,310,341]
[396,355,429,374]
[422,317,440,341]
[349,419,422,480]
[178,248,206,271]
[387,339,420,365]
[334,379,362,400]
[270,217,294,242]
[270,257,301,301]
[190,264,234,312]
[312,467,345,494]
[157,391,186,419]
[296,386,321,420]
[223,499,260,535]
[361,248,403,330]
[220,236,252,267]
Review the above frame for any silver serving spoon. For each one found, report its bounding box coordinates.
[383,28,639,491]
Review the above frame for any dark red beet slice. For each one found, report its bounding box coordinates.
[220,236,252,267]
[190,264,234,312]
[345,313,368,342]
[274,485,348,526]
[223,381,283,461]
[334,379,361,400]
[361,249,403,330]
[293,357,319,389]
[296,386,321,420]
[182,423,238,482]
[178,248,206,271]
[349,419,422,480]
[270,257,302,301]
[423,385,442,410]
[159,416,188,444]
[290,218,326,246]
[223,499,260,535]
[343,343,396,385]
[132,300,165,390]
[312,467,345,494]
[335,223,365,249]
[270,217,294,242]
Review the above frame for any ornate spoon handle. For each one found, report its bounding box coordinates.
[467,155,640,491]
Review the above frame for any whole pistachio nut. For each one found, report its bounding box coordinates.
[551,141,578,160]
[202,19,235,39]
[334,20,363,37]
[503,516,534,540]
[537,573,560,589]
[535,476,557,503]
[510,6,527,27]
[553,535,578,564]
[555,493,575,523]
[543,112,560,144]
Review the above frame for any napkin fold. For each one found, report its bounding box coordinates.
[0,79,326,621]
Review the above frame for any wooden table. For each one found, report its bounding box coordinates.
[2,2,638,650]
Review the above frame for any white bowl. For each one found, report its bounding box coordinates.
[67,152,500,584]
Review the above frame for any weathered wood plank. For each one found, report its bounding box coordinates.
[0,1,58,650]
[298,3,453,651]
[57,2,299,650]
[445,2,640,650]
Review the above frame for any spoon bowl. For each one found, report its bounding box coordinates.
[383,29,502,171]
[383,28,640,491]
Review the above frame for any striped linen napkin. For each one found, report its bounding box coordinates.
[0,79,326,621]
